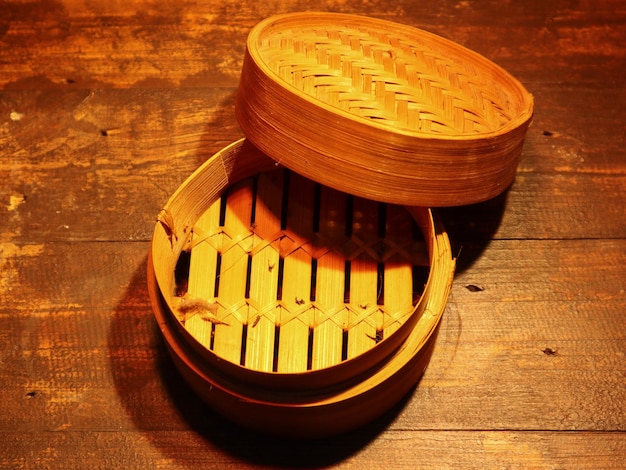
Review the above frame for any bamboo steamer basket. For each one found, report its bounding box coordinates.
[148,139,455,438]
[236,12,534,206]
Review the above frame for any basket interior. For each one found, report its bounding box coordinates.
[254,17,523,135]
[172,169,430,374]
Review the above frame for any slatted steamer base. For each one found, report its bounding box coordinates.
[148,140,455,437]
[148,8,531,439]
[175,168,429,374]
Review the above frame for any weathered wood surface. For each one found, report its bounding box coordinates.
[1,0,625,468]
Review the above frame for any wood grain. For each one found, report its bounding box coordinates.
[1,0,624,467]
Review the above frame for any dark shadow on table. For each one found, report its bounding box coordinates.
[436,188,509,273]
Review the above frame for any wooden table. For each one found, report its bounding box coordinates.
[1,1,624,468]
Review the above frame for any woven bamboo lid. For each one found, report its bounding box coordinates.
[149,139,455,437]
[236,12,534,206]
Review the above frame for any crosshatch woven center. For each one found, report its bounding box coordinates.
[258,24,516,134]
[173,170,430,374]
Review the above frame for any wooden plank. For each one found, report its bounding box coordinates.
[451,239,626,302]
[2,299,623,434]
[0,87,242,243]
[519,86,626,174]
[398,299,626,431]
[2,239,622,431]
[1,86,624,244]
[2,85,618,186]
[1,430,624,469]
[1,1,624,89]
[438,172,626,244]
[0,211,624,462]
[1,146,623,244]
[0,7,248,89]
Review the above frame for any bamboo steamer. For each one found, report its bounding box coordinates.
[148,12,535,437]
[149,139,455,437]
[236,12,534,206]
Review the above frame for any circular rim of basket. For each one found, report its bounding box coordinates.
[150,139,455,392]
[236,12,534,206]
[147,250,451,438]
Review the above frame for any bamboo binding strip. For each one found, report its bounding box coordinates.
[236,12,534,206]
[148,139,455,437]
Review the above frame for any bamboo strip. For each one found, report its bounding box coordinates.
[311,185,348,369]
[346,197,380,358]
[276,248,312,372]
[347,256,379,357]
[182,201,221,346]
[210,181,254,365]
[245,172,283,371]
[382,204,422,338]
[276,173,316,373]
[311,255,346,369]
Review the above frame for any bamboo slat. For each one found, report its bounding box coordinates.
[347,197,381,358]
[275,172,316,373]
[210,182,254,365]
[382,204,427,338]
[245,171,283,372]
[236,12,534,206]
[311,186,349,370]
[182,201,221,347]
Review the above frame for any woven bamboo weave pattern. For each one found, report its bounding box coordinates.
[178,170,429,373]
[236,13,534,206]
[260,25,515,135]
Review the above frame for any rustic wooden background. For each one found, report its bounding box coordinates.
[1,0,625,468]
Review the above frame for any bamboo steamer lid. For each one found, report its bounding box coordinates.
[236,12,534,206]
[149,139,455,437]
